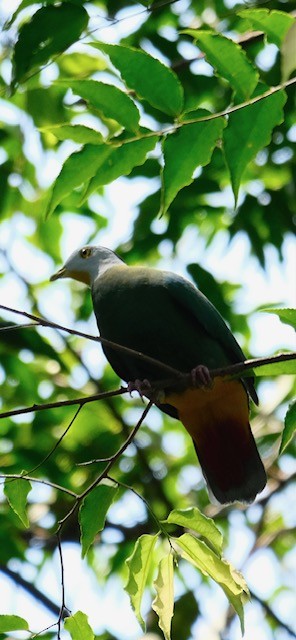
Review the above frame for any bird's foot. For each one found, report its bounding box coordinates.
[191,364,212,388]
[127,378,152,401]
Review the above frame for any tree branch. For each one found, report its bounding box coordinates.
[0,563,62,618]
[0,351,295,421]
[0,304,181,377]
[249,589,296,639]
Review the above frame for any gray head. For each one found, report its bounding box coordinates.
[50,245,124,286]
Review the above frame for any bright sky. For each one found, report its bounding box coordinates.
[0,3,295,640]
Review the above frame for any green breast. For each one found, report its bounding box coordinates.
[91,265,234,383]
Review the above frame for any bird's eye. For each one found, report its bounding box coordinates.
[80,247,92,259]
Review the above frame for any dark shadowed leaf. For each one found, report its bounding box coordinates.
[12,4,88,88]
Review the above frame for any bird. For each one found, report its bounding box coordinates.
[50,245,266,504]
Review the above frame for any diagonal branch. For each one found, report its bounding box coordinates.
[57,400,154,530]
[0,304,181,377]
[0,351,295,421]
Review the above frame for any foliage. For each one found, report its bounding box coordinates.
[0,1,295,640]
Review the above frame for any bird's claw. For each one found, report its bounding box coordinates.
[191,364,212,388]
[127,378,151,401]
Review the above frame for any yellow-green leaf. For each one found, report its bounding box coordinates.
[125,533,159,630]
[238,9,294,48]
[4,478,32,528]
[0,615,29,632]
[281,22,296,81]
[79,483,118,558]
[176,533,249,634]
[152,553,174,640]
[42,124,104,145]
[64,610,94,640]
[280,401,296,454]
[165,508,223,556]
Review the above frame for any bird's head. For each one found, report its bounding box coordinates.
[50,245,123,286]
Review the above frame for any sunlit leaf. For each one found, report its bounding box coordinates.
[281,22,296,81]
[176,533,249,634]
[79,483,118,558]
[61,80,140,133]
[12,4,88,88]
[165,508,223,556]
[161,114,225,214]
[224,88,287,204]
[64,610,94,640]
[90,43,184,116]
[46,144,112,217]
[82,134,159,201]
[183,30,258,100]
[280,401,296,454]
[125,533,159,630]
[0,615,29,632]
[238,9,294,47]
[42,124,104,145]
[152,553,174,640]
[4,478,32,528]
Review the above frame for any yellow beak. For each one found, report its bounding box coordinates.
[50,267,68,281]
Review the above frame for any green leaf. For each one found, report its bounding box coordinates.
[161,114,226,214]
[125,533,159,630]
[183,30,258,101]
[164,508,223,556]
[64,610,94,640]
[90,43,184,116]
[238,9,295,47]
[46,144,112,217]
[42,124,104,145]
[82,134,159,201]
[79,483,118,558]
[152,553,174,640]
[262,308,296,330]
[224,88,287,204]
[281,22,296,81]
[0,615,29,632]
[176,533,249,634]
[280,401,296,454]
[12,4,88,88]
[253,356,296,377]
[4,478,32,528]
[61,80,140,133]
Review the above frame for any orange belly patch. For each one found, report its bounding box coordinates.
[165,376,249,442]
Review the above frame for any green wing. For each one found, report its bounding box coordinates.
[165,272,258,404]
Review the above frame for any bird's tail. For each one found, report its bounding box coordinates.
[166,378,266,504]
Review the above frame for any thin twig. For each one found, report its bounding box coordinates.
[0,304,181,377]
[0,474,77,497]
[26,405,83,475]
[0,563,61,617]
[249,589,296,639]
[56,531,70,639]
[57,400,154,531]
